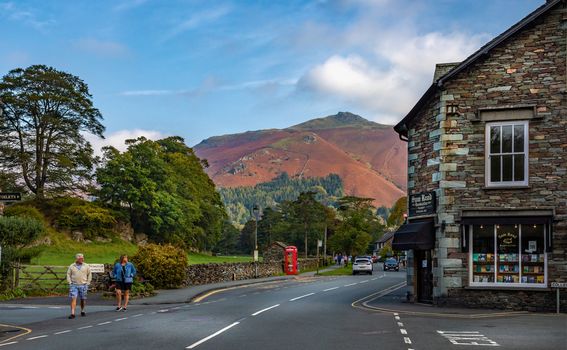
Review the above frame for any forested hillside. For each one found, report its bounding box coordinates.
[219,173,343,225]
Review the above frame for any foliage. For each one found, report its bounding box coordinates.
[0,65,104,198]
[0,288,26,301]
[4,205,45,223]
[378,245,393,258]
[128,280,155,298]
[387,196,407,227]
[55,203,116,239]
[239,220,256,254]
[96,136,226,250]
[0,216,45,287]
[328,196,383,257]
[219,172,343,225]
[212,221,241,255]
[318,265,353,276]
[131,244,188,289]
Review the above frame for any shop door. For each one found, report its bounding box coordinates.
[416,250,433,303]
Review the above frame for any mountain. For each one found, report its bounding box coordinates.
[194,112,407,207]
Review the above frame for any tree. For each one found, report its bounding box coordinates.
[213,221,241,255]
[387,196,407,227]
[0,65,104,198]
[96,136,226,250]
[329,196,382,257]
[239,220,256,254]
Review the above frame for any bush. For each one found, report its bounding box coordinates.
[131,244,187,289]
[56,204,116,239]
[0,288,26,301]
[4,205,45,223]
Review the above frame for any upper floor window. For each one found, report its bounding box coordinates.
[485,121,528,187]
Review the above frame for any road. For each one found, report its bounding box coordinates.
[0,267,565,350]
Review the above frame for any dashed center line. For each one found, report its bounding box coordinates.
[78,325,93,330]
[26,335,48,341]
[344,283,357,287]
[54,330,72,335]
[400,329,408,335]
[186,322,240,349]
[0,341,18,347]
[323,287,339,292]
[404,337,412,344]
[289,293,315,301]
[132,314,144,318]
[97,321,112,326]
[251,304,280,316]
[360,280,369,283]
[114,317,128,321]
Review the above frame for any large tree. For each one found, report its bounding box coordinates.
[0,65,104,198]
[96,136,226,250]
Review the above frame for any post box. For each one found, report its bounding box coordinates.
[284,246,298,275]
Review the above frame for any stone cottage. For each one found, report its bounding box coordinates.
[392,0,566,311]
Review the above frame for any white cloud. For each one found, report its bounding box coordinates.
[0,1,55,30]
[85,129,168,157]
[74,38,130,58]
[164,6,231,40]
[298,27,487,123]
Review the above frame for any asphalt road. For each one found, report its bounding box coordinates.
[1,267,566,350]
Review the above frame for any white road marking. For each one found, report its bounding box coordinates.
[21,306,38,309]
[54,330,72,335]
[371,278,378,281]
[397,322,404,327]
[289,293,315,301]
[395,316,401,320]
[344,283,357,287]
[437,331,499,346]
[251,304,280,316]
[132,314,144,318]
[97,321,112,326]
[400,329,408,335]
[78,325,92,330]
[360,280,369,283]
[48,306,62,309]
[393,313,399,316]
[158,309,169,313]
[323,287,339,292]
[186,322,240,349]
[172,307,181,310]
[404,337,412,344]
[0,342,18,347]
[114,317,128,321]
[26,335,48,340]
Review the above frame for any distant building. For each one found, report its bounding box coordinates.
[393,0,566,311]
[374,230,395,254]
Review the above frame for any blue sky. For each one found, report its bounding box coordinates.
[0,0,542,150]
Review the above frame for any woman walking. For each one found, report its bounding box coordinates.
[113,255,137,311]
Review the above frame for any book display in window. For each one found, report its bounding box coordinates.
[471,225,495,283]
[520,225,545,284]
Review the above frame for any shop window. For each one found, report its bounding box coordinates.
[485,121,528,187]
[470,224,546,287]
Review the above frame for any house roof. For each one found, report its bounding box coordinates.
[394,0,563,138]
[269,241,288,249]
[376,230,395,244]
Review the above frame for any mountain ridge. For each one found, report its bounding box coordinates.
[194,112,407,207]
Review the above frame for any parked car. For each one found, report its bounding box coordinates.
[371,255,378,263]
[383,258,399,271]
[352,258,373,275]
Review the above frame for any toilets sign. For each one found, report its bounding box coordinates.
[409,191,436,217]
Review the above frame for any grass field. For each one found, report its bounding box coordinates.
[30,232,254,266]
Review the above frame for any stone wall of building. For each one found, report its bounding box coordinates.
[405,2,567,309]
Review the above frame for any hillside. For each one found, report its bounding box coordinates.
[194,112,407,207]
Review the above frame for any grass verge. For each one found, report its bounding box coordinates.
[318,265,353,276]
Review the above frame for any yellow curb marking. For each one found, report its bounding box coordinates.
[0,323,32,344]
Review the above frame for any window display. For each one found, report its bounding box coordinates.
[470,223,546,286]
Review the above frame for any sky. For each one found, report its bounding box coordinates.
[0,0,543,151]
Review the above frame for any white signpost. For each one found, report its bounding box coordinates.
[550,282,566,314]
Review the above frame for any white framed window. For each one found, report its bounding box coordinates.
[485,120,529,187]
[469,224,547,288]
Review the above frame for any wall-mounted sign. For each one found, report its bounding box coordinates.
[497,231,519,251]
[409,191,436,217]
[0,193,21,202]
[89,264,105,273]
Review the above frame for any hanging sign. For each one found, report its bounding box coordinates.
[409,191,436,217]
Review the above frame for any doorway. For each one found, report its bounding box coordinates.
[415,249,433,303]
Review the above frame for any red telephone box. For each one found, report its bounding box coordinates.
[284,246,298,275]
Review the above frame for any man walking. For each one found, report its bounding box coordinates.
[66,253,92,319]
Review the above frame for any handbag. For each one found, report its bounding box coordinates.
[124,276,134,283]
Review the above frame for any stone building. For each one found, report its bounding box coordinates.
[392,0,566,311]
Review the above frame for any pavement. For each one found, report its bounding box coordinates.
[0,264,565,349]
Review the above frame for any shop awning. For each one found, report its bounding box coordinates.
[392,220,435,251]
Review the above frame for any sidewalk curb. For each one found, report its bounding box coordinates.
[352,282,533,319]
[139,276,294,305]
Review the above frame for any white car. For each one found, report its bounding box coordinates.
[352,258,373,275]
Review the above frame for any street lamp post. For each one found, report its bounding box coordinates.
[252,205,260,278]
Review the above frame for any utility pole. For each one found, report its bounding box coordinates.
[323,224,327,263]
[252,205,260,278]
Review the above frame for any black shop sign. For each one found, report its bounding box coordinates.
[409,191,436,217]
[0,193,21,202]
